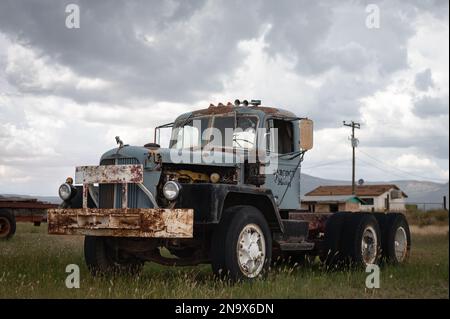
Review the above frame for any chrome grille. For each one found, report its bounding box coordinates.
[116,158,139,208]
[99,158,139,208]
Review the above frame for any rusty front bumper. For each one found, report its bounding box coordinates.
[47,208,194,238]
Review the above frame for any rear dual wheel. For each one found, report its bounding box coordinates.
[323,212,411,268]
[341,213,381,267]
[381,213,411,264]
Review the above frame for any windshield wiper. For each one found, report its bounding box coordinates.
[233,137,255,149]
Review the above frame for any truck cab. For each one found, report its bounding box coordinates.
[48,100,410,281]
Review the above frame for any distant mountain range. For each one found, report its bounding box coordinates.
[2,174,449,206]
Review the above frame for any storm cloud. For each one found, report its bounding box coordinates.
[0,0,448,195]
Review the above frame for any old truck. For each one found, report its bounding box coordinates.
[48,100,411,281]
[0,196,58,239]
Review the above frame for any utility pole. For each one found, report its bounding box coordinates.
[343,121,361,195]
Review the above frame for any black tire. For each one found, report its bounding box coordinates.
[84,236,143,276]
[210,208,235,278]
[0,209,16,240]
[211,205,272,281]
[321,212,349,268]
[371,212,387,255]
[382,213,411,264]
[341,213,381,268]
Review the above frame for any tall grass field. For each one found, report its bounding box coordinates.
[0,221,448,298]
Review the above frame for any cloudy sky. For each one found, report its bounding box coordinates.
[0,0,448,196]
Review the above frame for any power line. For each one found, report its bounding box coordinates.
[302,159,350,170]
[357,157,418,180]
[357,156,447,183]
[357,149,447,183]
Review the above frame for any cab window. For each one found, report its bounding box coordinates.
[267,119,294,154]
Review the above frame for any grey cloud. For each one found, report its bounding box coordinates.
[413,95,449,118]
[0,0,427,107]
[364,134,449,159]
[0,0,261,103]
[262,1,334,75]
[250,0,419,131]
[415,69,434,91]
[0,0,446,129]
[408,0,449,20]
[263,0,415,75]
[0,0,449,195]
[313,75,380,129]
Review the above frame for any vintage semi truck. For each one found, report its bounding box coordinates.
[48,100,411,281]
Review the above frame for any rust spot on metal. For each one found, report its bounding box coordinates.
[75,165,144,184]
[47,208,193,238]
[192,105,235,116]
[288,212,332,236]
[82,183,88,208]
[190,104,295,118]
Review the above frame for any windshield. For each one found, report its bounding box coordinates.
[170,114,258,150]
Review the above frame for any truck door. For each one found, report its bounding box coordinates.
[263,118,301,210]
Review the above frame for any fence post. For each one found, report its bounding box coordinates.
[444,196,447,211]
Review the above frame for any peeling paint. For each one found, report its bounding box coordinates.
[48,208,193,238]
[75,164,144,184]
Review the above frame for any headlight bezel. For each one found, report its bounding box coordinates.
[58,183,73,201]
[162,181,181,201]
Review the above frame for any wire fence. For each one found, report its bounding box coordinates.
[406,202,447,211]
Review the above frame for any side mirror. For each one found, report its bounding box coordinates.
[299,119,313,150]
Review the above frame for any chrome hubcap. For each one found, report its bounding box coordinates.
[394,226,408,262]
[237,224,266,278]
[361,226,378,265]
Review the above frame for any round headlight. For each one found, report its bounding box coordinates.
[163,181,181,201]
[58,183,72,201]
[210,173,220,183]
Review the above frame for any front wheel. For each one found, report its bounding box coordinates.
[211,206,272,281]
[84,236,143,276]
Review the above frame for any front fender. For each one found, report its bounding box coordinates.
[175,184,283,232]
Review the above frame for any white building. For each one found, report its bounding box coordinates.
[304,184,408,212]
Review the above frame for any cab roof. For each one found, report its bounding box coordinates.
[175,103,298,122]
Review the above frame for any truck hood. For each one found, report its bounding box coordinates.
[101,145,240,167]
[99,146,238,207]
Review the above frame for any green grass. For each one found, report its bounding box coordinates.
[0,223,448,298]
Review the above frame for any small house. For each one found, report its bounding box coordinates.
[303,184,408,212]
[301,195,365,212]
